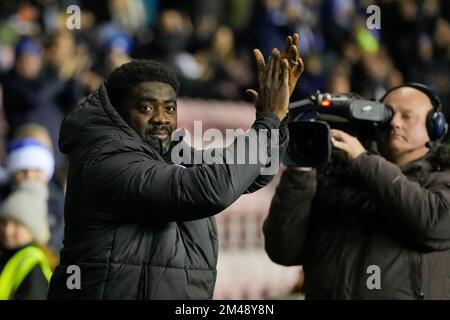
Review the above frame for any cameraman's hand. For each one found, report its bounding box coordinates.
[253,48,289,121]
[330,129,366,162]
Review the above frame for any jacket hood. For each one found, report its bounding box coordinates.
[58,83,140,154]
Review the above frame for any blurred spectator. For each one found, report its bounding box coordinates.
[0,36,82,168]
[148,8,208,97]
[327,73,351,93]
[0,131,65,253]
[44,29,79,80]
[151,9,193,61]
[108,0,147,34]
[225,0,255,33]
[297,52,326,98]
[252,0,297,58]
[322,0,356,52]
[4,136,54,200]
[94,24,132,77]
[286,0,325,56]
[0,85,8,165]
[0,179,55,300]
[194,25,253,99]
[12,124,65,252]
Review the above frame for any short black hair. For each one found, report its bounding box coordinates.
[105,59,180,108]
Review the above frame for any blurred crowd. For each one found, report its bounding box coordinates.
[0,0,449,160]
[0,0,449,299]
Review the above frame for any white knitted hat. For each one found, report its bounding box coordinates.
[6,138,55,182]
[0,180,50,244]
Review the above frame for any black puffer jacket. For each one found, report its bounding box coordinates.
[48,84,287,300]
[264,151,450,299]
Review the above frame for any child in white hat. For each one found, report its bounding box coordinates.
[0,141,56,299]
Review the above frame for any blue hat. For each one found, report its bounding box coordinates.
[98,24,132,55]
[15,37,42,58]
[107,33,132,55]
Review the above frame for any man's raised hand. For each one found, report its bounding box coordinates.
[246,33,304,118]
[254,48,289,120]
[281,33,304,97]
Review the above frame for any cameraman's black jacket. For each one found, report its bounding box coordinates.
[264,151,450,299]
[47,84,287,299]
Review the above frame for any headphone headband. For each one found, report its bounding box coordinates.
[379,82,442,113]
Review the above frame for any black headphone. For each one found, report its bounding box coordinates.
[379,82,448,142]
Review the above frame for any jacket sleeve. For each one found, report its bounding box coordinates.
[184,115,289,194]
[244,116,289,193]
[350,152,450,251]
[263,167,317,265]
[83,113,282,222]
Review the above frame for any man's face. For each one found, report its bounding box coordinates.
[377,87,433,164]
[119,81,177,151]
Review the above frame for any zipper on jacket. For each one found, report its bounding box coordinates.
[143,265,148,300]
[410,251,424,300]
[416,254,424,300]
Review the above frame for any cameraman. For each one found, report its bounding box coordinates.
[263,83,450,299]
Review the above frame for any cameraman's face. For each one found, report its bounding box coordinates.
[377,87,432,165]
